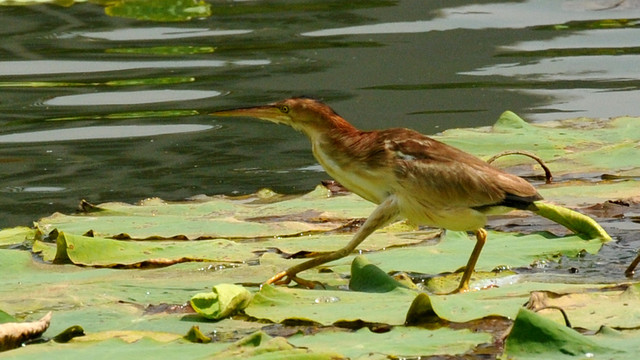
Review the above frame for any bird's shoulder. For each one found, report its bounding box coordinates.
[374,128,480,164]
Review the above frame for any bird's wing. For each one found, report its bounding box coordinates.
[381,129,540,209]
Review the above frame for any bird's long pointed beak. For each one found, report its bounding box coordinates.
[210,105,289,124]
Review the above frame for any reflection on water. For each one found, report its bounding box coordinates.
[62,27,253,41]
[0,0,639,230]
[0,59,270,76]
[516,89,640,120]
[44,89,221,106]
[2,186,66,193]
[303,1,638,36]
[0,125,215,143]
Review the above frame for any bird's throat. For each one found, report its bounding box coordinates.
[311,131,390,205]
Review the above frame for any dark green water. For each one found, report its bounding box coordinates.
[1,0,640,230]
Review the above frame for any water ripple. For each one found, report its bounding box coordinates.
[43,90,221,106]
[0,59,271,76]
[58,27,253,41]
[0,124,216,143]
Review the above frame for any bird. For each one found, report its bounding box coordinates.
[210,97,607,293]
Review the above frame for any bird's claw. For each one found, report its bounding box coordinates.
[445,286,470,295]
[265,271,290,285]
[264,271,322,289]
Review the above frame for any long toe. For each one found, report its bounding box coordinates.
[265,271,290,285]
[290,275,323,289]
[447,284,470,294]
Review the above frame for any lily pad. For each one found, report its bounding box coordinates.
[504,307,608,358]
[289,326,491,359]
[440,112,640,177]
[190,284,253,320]
[244,284,416,326]
[36,186,375,240]
[1,111,639,358]
[526,283,640,329]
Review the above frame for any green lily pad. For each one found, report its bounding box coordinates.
[36,186,375,240]
[0,227,36,247]
[210,331,343,360]
[539,179,640,207]
[356,230,603,290]
[348,255,408,292]
[42,231,251,267]
[244,284,416,326]
[504,307,608,358]
[289,326,491,359]
[440,112,640,177]
[526,283,640,329]
[190,284,253,320]
[2,111,639,358]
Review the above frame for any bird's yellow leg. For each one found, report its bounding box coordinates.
[264,196,400,288]
[625,252,640,277]
[451,228,488,294]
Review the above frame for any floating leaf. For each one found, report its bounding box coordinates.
[533,201,612,241]
[36,186,376,240]
[211,331,343,360]
[0,227,35,247]
[1,111,639,358]
[360,230,604,290]
[244,284,415,326]
[348,255,407,292]
[504,308,608,358]
[190,284,253,320]
[440,112,640,177]
[526,283,640,329]
[289,326,491,359]
[0,312,51,351]
[46,231,250,267]
[183,326,211,343]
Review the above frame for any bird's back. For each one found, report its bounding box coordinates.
[313,126,542,230]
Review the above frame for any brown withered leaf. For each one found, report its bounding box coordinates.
[0,312,52,351]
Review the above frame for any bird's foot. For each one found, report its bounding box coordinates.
[264,271,322,289]
[442,281,498,295]
[445,285,470,295]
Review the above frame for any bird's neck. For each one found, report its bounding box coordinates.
[306,117,390,203]
[298,113,358,141]
[305,115,365,163]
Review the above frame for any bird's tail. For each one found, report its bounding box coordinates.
[530,201,612,242]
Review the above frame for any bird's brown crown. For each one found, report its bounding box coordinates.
[269,97,355,135]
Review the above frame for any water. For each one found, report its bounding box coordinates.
[1,0,640,228]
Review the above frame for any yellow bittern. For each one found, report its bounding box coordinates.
[211,97,543,293]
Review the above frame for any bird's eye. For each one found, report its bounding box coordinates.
[279,105,290,113]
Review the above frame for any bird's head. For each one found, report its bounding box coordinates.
[211,97,354,137]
